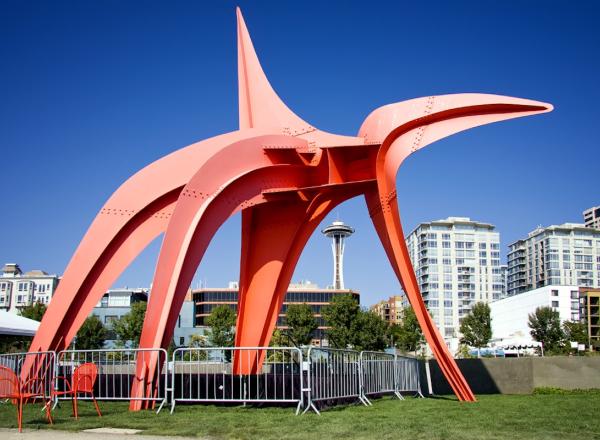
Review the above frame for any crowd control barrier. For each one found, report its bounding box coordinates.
[55,348,168,411]
[0,351,56,399]
[0,346,424,417]
[170,347,304,414]
[394,355,423,397]
[303,347,366,414]
[360,351,402,403]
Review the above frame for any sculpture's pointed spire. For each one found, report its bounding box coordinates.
[236,8,312,133]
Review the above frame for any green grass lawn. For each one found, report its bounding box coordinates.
[1,392,600,439]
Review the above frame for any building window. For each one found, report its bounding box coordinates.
[551,301,559,307]
[179,337,185,345]
[551,290,558,297]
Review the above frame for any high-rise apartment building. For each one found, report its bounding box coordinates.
[507,223,600,296]
[583,205,600,229]
[406,217,504,351]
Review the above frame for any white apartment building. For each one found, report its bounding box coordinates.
[0,263,60,314]
[490,285,580,344]
[406,217,504,351]
[583,205,600,229]
[507,223,600,297]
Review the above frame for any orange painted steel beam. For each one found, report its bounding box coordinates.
[26,7,552,408]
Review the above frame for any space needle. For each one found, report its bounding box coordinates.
[321,220,355,289]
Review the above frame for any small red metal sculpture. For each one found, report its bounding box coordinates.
[27,8,552,407]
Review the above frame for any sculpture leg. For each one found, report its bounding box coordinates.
[365,189,475,401]
[234,198,327,373]
[234,188,367,374]
[234,200,310,374]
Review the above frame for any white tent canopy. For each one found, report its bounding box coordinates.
[0,311,40,336]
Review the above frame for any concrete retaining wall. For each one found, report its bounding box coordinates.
[427,356,600,395]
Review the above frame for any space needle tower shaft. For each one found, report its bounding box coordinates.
[321,220,355,289]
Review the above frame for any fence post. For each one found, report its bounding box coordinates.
[425,360,433,396]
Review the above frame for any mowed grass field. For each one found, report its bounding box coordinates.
[1,392,599,440]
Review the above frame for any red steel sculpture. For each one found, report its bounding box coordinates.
[27,8,552,407]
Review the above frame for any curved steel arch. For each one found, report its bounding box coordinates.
[28,7,553,406]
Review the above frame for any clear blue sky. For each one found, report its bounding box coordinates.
[1,1,598,307]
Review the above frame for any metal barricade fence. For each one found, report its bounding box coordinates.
[0,351,55,399]
[360,351,401,403]
[394,355,423,397]
[171,347,304,414]
[0,346,423,415]
[56,348,168,411]
[303,347,366,414]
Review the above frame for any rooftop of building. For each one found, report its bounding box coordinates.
[507,223,600,245]
[579,287,600,296]
[1,263,58,278]
[105,287,149,295]
[1,263,21,275]
[408,216,496,236]
[192,279,359,293]
[491,284,579,305]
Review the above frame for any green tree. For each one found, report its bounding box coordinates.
[351,310,389,351]
[206,305,236,347]
[563,320,587,345]
[388,307,424,353]
[19,302,46,321]
[189,333,209,348]
[112,301,147,347]
[268,329,292,362]
[528,306,565,354]
[184,333,209,361]
[455,343,475,359]
[459,302,492,350]
[322,294,359,349]
[269,329,289,346]
[0,336,31,353]
[284,303,317,346]
[76,315,107,349]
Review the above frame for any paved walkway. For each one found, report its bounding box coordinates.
[0,428,200,440]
